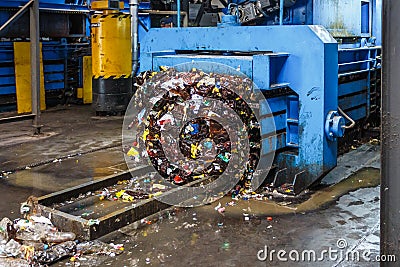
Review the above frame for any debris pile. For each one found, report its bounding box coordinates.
[0,196,124,267]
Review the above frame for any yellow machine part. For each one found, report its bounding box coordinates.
[13,42,46,114]
[91,13,132,79]
[77,88,83,98]
[91,0,125,11]
[82,56,93,104]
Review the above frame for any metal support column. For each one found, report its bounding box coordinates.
[130,0,139,75]
[381,0,400,265]
[279,0,284,25]
[0,0,34,33]
[30,0,41,134]
[177,0,181,28]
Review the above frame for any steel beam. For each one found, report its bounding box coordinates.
[30,0,42,134]
[0,114,35,124]
[0,0,34,33]
[381,0,400,265]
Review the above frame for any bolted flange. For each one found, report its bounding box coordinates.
[325,111,345,141]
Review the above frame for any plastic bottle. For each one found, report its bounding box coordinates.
[44,232,76,243]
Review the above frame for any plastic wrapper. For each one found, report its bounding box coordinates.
[0,217,13,240]
[1,239,21,257]
[76,240,123,256]
[33,240,76,264]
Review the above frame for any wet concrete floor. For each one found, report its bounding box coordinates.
[0,105,127,219]
[55,168,381,267]
[0,106,384,266]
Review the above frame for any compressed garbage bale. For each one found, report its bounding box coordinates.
[129,68,261,188]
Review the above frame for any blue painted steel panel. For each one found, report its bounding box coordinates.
[262,133,286,155]
[261,114,286,135]
[0,67,15,76]
[141,25,339,190]
[44,82,65,90]
[0,76,15,85]
[339,93,368,110]
[313,0,362,37]
[252,55,270,89]
[287,123,299,145]
[153,55,254,79]
[372,0,382,45]
[44,72,64,81]
[261,96,286,115]
[0,86,16,95]
[338,80,368,97]
[0,43,15,96]
[361,1,370,34]
[43,64,64,72]
[347,106,367,121]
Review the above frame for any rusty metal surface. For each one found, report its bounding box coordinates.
[37,165,162,240]
[36,162,218,240]
[37,166,152,206]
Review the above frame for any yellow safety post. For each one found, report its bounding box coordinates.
[13,42,46,114]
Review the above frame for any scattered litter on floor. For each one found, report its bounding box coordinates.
[0,197,125,267]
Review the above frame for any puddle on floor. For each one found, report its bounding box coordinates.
[54,167,381,267]
[195,167,380,217]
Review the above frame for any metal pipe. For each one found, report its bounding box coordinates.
[177,0,181,28]
[279,0,284,25]
[30,0,41,135]
[130,0,139,76]
[0,0,34,33]
[0,114,35,124]
[381,0,400,264]
[337,107,356,129]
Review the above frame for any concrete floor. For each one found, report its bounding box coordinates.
[0,105,383,266]
[0,105,127,219]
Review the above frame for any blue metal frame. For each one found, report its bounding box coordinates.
[0,0,382,192]
[140,25,339,192]
[0,41,88,95]
[0,0,90,11]
[0,0,90,102]
[338,47,381,122]
[136,0,382,193]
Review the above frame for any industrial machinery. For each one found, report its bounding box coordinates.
[0,0,90,112]
[133,0,382,194]
[90,0,133,115]
[0,0,153,114]
[0,0,381,195]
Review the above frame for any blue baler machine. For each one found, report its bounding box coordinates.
[136,0,381,194]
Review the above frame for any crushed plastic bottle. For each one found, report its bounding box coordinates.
[0,217,12,240]
[76,240,123,256]
[3,239,21,257]
[44,231,76,243]
[16,230,42,242]
[33,240,76,264]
